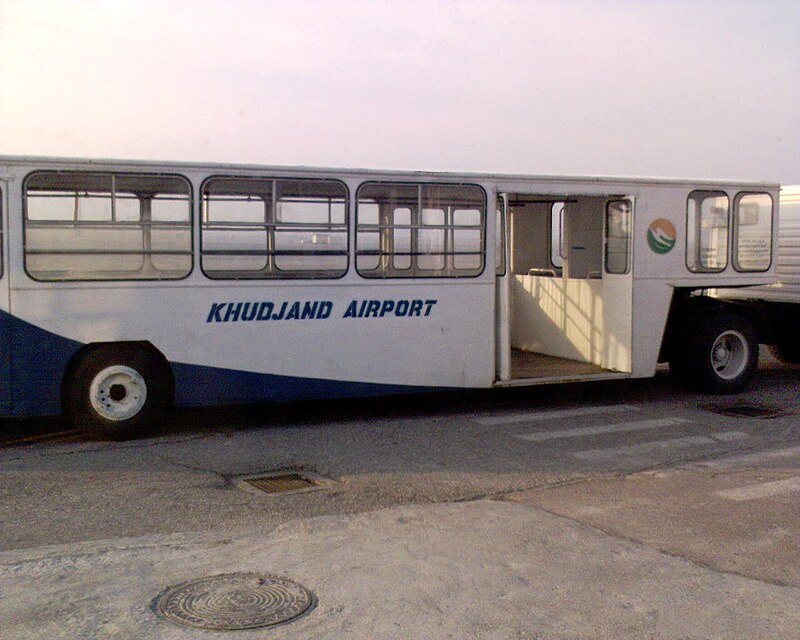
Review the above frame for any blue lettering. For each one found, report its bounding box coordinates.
[317,301,333,319]
[241,302,258,321]
[409,300,423,316]
[257,302,274,320]
[285,301,301,320]
[224,302,243,322]
[301,301,319,319]
[379,300,395,317]
[424,299,437,316]
[207,303,225,323]
[343,300,358,318]
[395,300,409,317]
[272,302,287,320]
[365,300,381,317]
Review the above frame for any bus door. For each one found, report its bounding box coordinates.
[598,197,634,373]
[0,181,10,410]
[496,193,633,382]
[495,194,511,381]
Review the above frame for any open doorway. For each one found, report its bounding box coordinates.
[497,193,633,382]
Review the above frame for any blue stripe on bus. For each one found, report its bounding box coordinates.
[170,362,436,406]
[1,308,439,418]
[2,308,83,417]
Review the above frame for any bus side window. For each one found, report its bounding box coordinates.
[733,192,772,272]
[605,200,631,274]
[356,182,485,278]
[495,202,506,276]
[550,202,565,269]
[201,177,348,279]
[24,172,192,282]
[687,190,729,273]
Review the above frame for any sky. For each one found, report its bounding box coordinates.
[1,0,798,183]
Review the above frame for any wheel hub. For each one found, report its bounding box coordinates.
[710,330,748,380]
[109,383,127,402]
[89,365,148,421]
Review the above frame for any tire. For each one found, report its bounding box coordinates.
[63,344,171,439]
[670,312,758,394]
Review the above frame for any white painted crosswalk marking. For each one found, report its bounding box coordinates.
[692,446,800,469]
[516,417,692,443]
[717,476,800,501]
[475,404,639,426]
[573,432,748,461]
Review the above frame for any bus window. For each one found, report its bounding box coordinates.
[495,201,506,276]
[24,172,192,281]
[605,200,631,274]
[550,202,565,269]
[734,192,772,272]
[356,182,485,278]
[687,190,729,272]
[201,177,348,279]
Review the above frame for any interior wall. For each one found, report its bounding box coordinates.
[563,197,604,279]
[509,202,552,275]
[511,274,603,364]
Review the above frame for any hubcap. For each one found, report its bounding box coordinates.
[710,330,749,380]
[89,365,147,421]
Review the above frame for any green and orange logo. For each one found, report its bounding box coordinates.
[647,219,676,254]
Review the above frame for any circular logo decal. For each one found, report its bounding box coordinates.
[647,219,676,254]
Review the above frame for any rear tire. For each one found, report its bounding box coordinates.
[670,312,758,394]
[63,344,171,439]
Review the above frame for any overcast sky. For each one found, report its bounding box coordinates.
[1,0,798,183]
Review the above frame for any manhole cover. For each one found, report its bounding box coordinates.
[156,572,316,630]
[707,404,785,419]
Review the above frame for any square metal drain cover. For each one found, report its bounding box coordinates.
[237,471,333,496]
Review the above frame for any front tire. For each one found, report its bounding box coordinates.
[63,344,171,439]
[670,312,758,394]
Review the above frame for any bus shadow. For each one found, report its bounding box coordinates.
[1,360,797,451]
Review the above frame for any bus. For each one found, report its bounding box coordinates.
[0,156,780,438]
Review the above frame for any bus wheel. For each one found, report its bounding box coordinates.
[673,312,758,394]
[64,345,171,439]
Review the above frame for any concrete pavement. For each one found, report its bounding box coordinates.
[2,499,798,640]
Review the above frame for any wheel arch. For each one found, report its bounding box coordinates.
[658,288,765,364]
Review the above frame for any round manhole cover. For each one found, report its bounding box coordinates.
[155,572,316,630]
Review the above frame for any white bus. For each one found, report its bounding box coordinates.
[0,156,780,437]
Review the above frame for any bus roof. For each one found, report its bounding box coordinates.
[0,154,781,190]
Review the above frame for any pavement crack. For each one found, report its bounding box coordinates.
[508,498,798,589]
[149,452,227,481]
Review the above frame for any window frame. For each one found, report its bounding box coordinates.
[732,191,773,273]
[355,181,487,279]
[199,175,350,281]
[686,189,730,273]
[22,170,194,283]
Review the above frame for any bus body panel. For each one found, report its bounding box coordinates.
[6,280,495,416]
